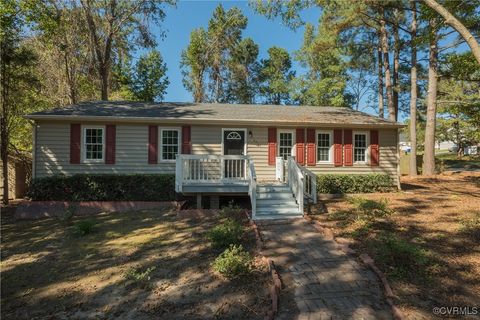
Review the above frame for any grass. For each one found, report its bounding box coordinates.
[436,153,480,169]
[1,208,270,319]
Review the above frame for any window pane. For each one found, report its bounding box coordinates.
[354,134,366,162]
[161,130,179,160]
[279,132,293,160]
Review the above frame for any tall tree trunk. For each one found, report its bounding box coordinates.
[1,52,9,205]
[424,0,480,65]
[1,118,8,205]
[100,64,109,101]
[409,1,418,176]
[423,19,439,176]
[380,9,395,122]
[393,9,400,121]
[377,40,384,118]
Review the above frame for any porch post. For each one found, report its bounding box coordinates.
[196,193,202,209]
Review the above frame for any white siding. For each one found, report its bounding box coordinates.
[35,122,399,184]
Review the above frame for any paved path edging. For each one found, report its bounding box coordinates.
[305,215,404,320]
[245,211,282,320]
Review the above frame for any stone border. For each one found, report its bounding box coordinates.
[304,215,404,320]
[244,210,282,320]
[14,200,180,220]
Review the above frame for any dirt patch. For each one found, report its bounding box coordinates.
[310,172,480,319]
[1,208,271,319]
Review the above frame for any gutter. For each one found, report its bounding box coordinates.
[24,115,406,128]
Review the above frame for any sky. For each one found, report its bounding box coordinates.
[147,1,470,122]
[153,0,320,102]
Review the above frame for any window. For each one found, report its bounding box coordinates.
[317,132,332,162]
[354,133,367,163]
[84,127,104,161]
[279,131,294,160]
[161,129,180,161]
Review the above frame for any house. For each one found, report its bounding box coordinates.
[26,101,403,219]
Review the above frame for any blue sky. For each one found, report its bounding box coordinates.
[154,1,320,102]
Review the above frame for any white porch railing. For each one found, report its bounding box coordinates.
[287,157,304,213]
[247,159,257,219]
[175,154,249,192]
[287,157,318,214]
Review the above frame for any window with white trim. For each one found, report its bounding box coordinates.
[317,132,332,162]
[354,133,367,163]
[278,132,294,160]
[161,129,180,160]
[84,127,104,161]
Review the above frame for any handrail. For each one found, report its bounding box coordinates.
[287,157,304,214]
[247,159,257,219]
[301,167,318,204]
[178,154,249,160]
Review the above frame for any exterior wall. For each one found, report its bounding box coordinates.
[34,121,399,184]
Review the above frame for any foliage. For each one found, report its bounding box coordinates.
[27,174,176,201]
[219,201,244,220]
[124,266,156,287]
[293,22,349,107]
[207,218,244,249]
[130,50,169,102]
[212,244,252,278]
[225,38,260,104]
[459,213,480,240]
[180,28,209,102]
[348,197,394,218]
[259,46,295,105]
[371,232,431,280]
[316,174,394,194]
[74,219,96,236]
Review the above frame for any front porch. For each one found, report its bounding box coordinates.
[175,154,317,219]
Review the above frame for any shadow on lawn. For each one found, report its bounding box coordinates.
[1,210,269,320]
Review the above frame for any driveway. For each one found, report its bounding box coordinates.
[260,219,393,320]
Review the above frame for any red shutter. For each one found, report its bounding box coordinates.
[333,129,343,167]
[370,129,379,166]
[182,126,191,154]
[148,125,158,164]
[70,124,81,164]
[306,128,316,166]
[295,128,305,165]
[344,129,353,166]
[268,127,277,165]
[105,125,116,164]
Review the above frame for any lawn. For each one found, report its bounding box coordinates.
[436,153,480,170]
[312,173,480,319]
[1,207,271,319]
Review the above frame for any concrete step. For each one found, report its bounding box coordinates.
[256,206,301,215]
[254,212,303,220]
[256,198,297,206]
[256,192,293,200]
[257,185,291,193]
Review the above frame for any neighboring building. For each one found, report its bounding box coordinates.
[26,101,403,219]
[0,154,31,201]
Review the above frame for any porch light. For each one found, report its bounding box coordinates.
[248,130,253,138]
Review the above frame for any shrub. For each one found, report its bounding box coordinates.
[459,214,480,240]
[219,200,243,220]
[372,232,431,280]
[207,218,244,249]
[27,174,175,201]
[212,245,252,278]
[316,174,394,194]
[124,266,156,288]
[348,197,393,218]
[74,219,96,236]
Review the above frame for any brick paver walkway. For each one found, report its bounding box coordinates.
[260,219,393,320]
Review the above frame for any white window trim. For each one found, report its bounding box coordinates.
[277,129,296,160]
[316,129,333,164]
[221,128,248,155]
[159,127,181,162]
[82,125,105,163]
[353,131,370,164]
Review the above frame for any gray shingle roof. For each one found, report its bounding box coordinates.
[26,101,403,127]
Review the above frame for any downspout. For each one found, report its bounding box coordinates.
[396,128,401,190]
[31,121,37,179]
